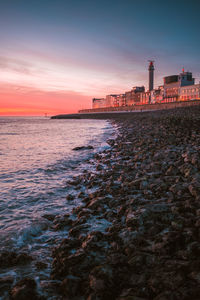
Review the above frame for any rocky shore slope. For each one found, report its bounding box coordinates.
[8,106,200,299]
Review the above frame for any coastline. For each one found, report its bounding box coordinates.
[8,105,200,299]
[51,99,200,119]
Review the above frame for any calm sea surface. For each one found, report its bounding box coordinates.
[0,116,113,293]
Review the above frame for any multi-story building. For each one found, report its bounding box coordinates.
[179,84,200,101]
[91,66,199,109]
[118,94,126,106]
[163,69,195,102]
[125,86,145,106]
[92,98,106,109]
[150,86,164,103]
[140,91,150,104]
[105,94,120,107]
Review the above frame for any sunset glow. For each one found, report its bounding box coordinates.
[0,0,200,115]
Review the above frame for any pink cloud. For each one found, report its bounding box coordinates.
[0,83,91,116]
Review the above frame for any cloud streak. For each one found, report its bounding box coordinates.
[0,56,36,75]
[0,83,91,115]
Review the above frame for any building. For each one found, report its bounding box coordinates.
[105,94,121,107]
[91,64,199,110]
[125,86,145,106]
[92,98,106,109]
[118,94,126,106]
[140,91,150,104]
[179,84,200,101]
[150,86,164,103]
[163,69,195,102]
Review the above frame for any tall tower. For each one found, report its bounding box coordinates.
[148,60,154,91]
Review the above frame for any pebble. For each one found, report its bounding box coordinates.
[7,106,200,299]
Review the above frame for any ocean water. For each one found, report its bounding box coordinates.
[0,116,113,296]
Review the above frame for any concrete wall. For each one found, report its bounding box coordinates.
[79,99,200,113]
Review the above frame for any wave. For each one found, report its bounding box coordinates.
[0,133,18,135]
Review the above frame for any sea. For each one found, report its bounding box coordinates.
[0,116,114,298]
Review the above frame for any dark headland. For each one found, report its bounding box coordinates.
[8,105,200,299]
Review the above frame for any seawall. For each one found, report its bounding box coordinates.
[79,99,200,113]
[51,99,200,119]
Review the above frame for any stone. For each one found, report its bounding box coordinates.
[0,251,32,268]
[66,194,75,200]
[10,278,40,300]
[72,145,94,151]
[0,276,14,294]
[49,106,200,299]
[60,275,81,297]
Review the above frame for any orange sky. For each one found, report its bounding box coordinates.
[1,0,199,116]
[0,51,141,116]
[0,83,92,116]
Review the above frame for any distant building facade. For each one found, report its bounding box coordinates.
[126,86,145,106]
[118,94,126,106]
[179,84,200,101]
[140,91,150,104]
[163,69,195,102]
[105,94,119,107]
[91,67,199,109]
[150,86,164,103]
[92,98,106,109]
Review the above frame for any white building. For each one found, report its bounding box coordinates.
[92,98,106,109]
[163,69,195,102]
[179,84,200,101]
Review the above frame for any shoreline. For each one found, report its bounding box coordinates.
[51,100,200,119]
[7,105,200,299]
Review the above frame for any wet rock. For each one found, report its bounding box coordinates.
[153,291,178,300]
[35,261,48,270]
[126,212,139,227]
[42,214,56,221]
[10,278,42,300]
[53,214,73,230]
[107,252,127,266]
[188,184,200,199]
[148,271,185,294]
[106,139,115,146]
[0,251,32,268]
[73,145,94,151]
[165,165,179,176]
[49,106,200,299]
[66,194,75,201]
[68,223,89,237]
[128,253,146,268]
[87,198,103,210]
[60,275,82,297]
[89,275,105,292]
[0,276,14,294]
[81,231,105,250]
[119,229,139,245]
[89,264,114,295]
[117,288,148,300]
[16,253,33,265]
[189,271,200,284]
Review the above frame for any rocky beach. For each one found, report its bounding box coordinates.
[2,106,200,299]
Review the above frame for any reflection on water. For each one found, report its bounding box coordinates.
[0,116,113,293]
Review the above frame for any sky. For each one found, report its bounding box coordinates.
[0,0,200,115]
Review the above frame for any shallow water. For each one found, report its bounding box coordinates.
[0,116,113,297]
